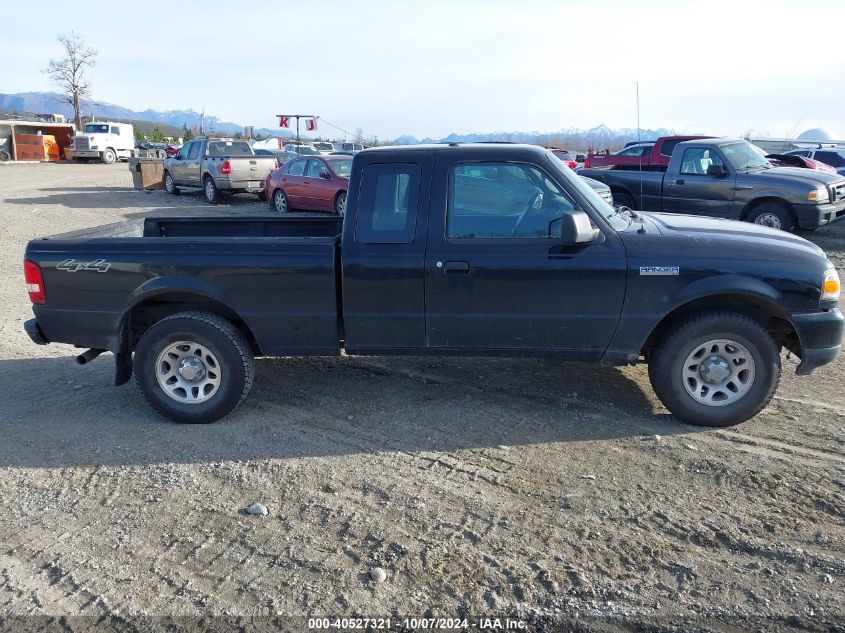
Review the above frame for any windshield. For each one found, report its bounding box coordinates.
[313,143,333,151]
[545,152,628,230]
[329,159,352,177]
[722,141,771,171]
[297,146,320,155]
[84,124,109,134]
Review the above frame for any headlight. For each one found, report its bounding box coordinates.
[822,268,840,302]
[808,188,830,203]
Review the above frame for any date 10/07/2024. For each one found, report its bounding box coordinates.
[307,617,528,630]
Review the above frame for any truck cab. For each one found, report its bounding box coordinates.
[72,122,136,164]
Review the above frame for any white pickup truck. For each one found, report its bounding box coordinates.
[73,121,136,163]
[163,137,278,203]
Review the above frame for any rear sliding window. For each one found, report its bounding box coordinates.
[355,163,420,244]
[206,141,253,157]
[660,139,681,156]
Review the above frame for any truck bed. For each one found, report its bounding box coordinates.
[25,215,344,357]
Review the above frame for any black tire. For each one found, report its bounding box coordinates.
[134,311,255,424]
[164,170,179,195]
[102,148,116,164]
[272,188,289,213]
[648,311,780,427]
[335,191,347,216]
[204,176,220,204]
[747,202,794,231]
[613,192,636,210]
[0,150,10,161]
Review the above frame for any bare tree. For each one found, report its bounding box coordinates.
[44,32,97,131]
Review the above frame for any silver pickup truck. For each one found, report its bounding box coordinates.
[163,137,277,204]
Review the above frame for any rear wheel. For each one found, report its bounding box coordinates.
[335,191,347,216]
[613,192,636,210]
[164,171,179,195]
[747,202,794,231]
[204,176,220,204]
[272,188,289,213]
[648,311,780,427]
[134,311,255,424]
[102,148,116,164]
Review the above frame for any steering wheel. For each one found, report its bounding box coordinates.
[511,190,544,236]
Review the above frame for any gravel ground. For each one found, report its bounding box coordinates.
[0,162,843,631]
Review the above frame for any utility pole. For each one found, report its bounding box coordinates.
[200,107,205,135]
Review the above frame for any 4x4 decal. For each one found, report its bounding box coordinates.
[56,258,111,273]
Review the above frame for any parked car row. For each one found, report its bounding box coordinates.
[159,134,845,233]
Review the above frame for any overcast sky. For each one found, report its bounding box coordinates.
[3,0,844,140]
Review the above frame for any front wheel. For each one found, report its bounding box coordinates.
[648,311,780,427]
[102,149,116,164]
[335,191,347,216]
[134,311,255,423]
[747,203,794,231]
[204,176,221,204]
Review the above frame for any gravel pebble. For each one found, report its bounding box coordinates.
[245,502,268,516]
[370,567,387,583]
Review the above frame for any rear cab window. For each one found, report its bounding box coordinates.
[206,141,253,157]
[660,139,682,156]
[355,163,421,244]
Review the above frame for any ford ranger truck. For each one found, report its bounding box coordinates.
[23,144,844,426]
[163,136,278,204]
[581,138,845,230]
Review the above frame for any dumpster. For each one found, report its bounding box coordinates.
[128,157,164,190]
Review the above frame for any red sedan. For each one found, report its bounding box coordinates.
[265,155,352,215]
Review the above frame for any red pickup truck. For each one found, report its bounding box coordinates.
[585,136,712,169]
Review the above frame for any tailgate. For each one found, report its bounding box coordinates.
[228,156,276,185]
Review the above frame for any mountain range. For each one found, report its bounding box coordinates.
[0,91,677,148]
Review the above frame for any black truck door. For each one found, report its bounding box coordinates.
[424,156,627,356]
[662,146,736,217]
[341,153,433,353]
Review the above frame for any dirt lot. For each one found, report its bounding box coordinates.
[0,162,843,631]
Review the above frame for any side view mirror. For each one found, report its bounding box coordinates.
[707,164,728,177]
[319,170,331,180]
[551,210,601,244]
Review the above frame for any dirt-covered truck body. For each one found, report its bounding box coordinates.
[23,144,843,426]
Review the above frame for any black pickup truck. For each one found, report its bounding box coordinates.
[580,138,845,231]
[23,144,843,427]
